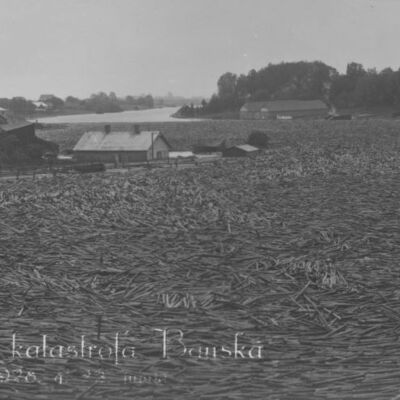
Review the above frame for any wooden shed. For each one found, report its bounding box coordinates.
[193,139,226,154]
[223,144,259,158]
[0,122,36,141]
[0,119,58,163]
[73,125,171,165]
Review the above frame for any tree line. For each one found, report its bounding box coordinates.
[0,92,155,116]
[177,61,400,117]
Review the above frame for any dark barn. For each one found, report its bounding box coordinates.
[193,139,226,154]
[0,121,58,165]
[0,122,36,141]
[223,144,259,158]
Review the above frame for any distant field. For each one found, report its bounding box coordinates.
[36,118,400,152]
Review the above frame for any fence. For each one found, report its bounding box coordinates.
[0,162,104,180]
[0,165,51,180]
[0,155,227,181]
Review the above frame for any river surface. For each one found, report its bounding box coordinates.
[34,107,198,124]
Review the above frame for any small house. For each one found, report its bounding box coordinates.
[240,100,328,120]
[223,144,259,158]
[73,125,171,164]
[33,101,50,112]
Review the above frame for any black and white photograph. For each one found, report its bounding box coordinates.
[1,0,400,398]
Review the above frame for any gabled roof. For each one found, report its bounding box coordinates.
[241,100,328,112]
[0,122,34,132]
[230,144,259,152]
[73,130,171,152]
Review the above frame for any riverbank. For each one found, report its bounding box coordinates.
[172,110,239,120]
[32,107,184,124]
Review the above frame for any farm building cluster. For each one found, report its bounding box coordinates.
[69,99,331,166]
[71,125,263,166]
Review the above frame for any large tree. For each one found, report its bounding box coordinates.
[8,97,35,115]
[217,72,238,99]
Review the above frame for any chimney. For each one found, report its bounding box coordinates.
[133,124,141,134]
[104,124,111,134]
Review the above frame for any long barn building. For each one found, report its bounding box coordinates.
[240,100,328,120]
[73,125,171,164]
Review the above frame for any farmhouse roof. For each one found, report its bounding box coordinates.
[73,130,171,152]
[241,100,328,112]
[231,144,259,152]
[33,101,49,108]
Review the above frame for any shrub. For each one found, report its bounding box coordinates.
[247,130,270,148]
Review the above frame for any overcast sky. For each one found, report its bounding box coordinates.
[1,0,400,100]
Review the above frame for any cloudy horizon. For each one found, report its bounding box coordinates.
[1,0,400,100]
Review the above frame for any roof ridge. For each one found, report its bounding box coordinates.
[73,130,171,152]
